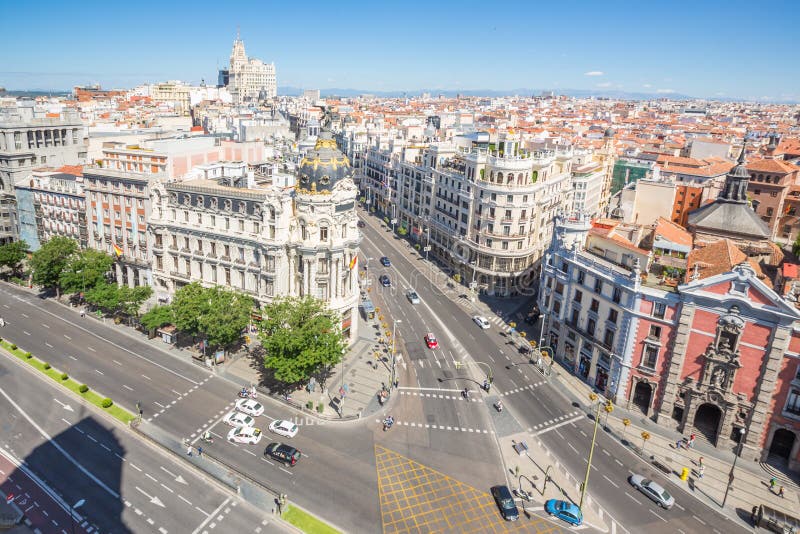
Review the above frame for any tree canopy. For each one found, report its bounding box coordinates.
[140,305,175,331]
[165,283,253,350]
[260,296,346,385]
[60,249,115,295]
[29,237,78,297]
[0,240,28,276]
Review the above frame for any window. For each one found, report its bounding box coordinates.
[501,241,509,250]
[766,207,774,217]
[612,287,621,303]
[239,219,245,231]
[648,325,662,339]
[653,302,666,319]
[603,329,614,348]
[506,195,513,203]
[586,318,596,337]
[184,211,189,222]
[578,271,585,284]
[553,300,561,315]
[795,364,800,382]
[590,299,599,312]
[575,290,583,303]
[594,279,603,294]
[320,227,328,241]
[771,191,778,197]
[608,309,618,324]
[570,308,579,325]
[642,345,659,370]
[555,282,564,295]
[787,390,800,416]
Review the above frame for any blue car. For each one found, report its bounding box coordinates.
[490,485,519,521]
[545,499,583,526]
[379,274,391,287]
[380,256,391,266]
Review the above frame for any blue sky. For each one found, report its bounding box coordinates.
[1,0,798,100]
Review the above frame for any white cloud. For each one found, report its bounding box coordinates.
[642,84,652,88]
[656,88,675,94]
[584,71,604,76]
[596,82,612,88]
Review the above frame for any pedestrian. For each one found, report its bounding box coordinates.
[675,438,683,450]
[197,446,203,457]
[187,444,193,456]
[770,477,777,491]
[698,456,704,468]
[779,486,786,498]
[698,465,705,478]
[688,433,696,449]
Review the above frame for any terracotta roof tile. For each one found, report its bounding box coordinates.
[654,217,693,247]
[685,239,747,282]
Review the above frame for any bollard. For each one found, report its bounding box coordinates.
[680,467,689,481]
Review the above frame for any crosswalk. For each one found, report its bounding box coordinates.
[375,418,493,434]
[399,390,482,402]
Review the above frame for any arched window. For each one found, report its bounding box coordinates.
[517,173,524,184]
[490,171,495,182]
[497,172,503,183]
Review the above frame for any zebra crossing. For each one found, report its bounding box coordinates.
[399,390,482,402]
[375,418,493,434]
[496,380,546,397]
[528,411,583,434]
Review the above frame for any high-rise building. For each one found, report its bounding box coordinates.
[228,34,277,104]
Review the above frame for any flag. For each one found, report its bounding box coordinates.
[349,255,357,270]
[113,243,123,257]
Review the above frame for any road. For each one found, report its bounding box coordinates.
[0,347,281,534]
[357,209,752,534]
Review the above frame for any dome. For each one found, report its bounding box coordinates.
[297,131,352,193]
[604,127,615,138]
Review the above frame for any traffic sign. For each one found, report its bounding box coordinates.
[390,219,397,224]
[423,246,431,251]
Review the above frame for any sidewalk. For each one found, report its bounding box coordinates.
[496,431,608,531]
[553,365,795,524]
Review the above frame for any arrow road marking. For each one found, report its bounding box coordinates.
[135,486,165,507]
[53,399,74,412]
[160,466,188,485]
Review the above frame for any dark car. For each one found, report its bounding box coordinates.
[264,442,301,466]
[357,220,366,228]
[380,256,391,266]
[490,485,519,521]
[379,274,391,287]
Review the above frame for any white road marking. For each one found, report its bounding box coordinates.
[179,495,192,506]
[693,516,706,525]
[122,385,134,391]
[69,355,77,361]
[94,369,103,375]
[42,323,50,329]
[649,509,666,522]
[533,415,584,436]
[625,492,641,505]
[154,401,165,408]
[64,334,71,340]
[113,360,122,366]
[130,463,142,472]
[191,498,229,532]
[87,346,95,352]
[602,475,619,488]
[142,374,151,381]
[568,443,579,455]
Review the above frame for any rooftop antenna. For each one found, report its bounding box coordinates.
[236,25,241,41]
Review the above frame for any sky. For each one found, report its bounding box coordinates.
[1,0,799,101]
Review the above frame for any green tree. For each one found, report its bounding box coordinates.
[260,296,346,385]
[60,249,115,295]
[118,285,153,317]
[140,305,175,330]
[29,237,78,297]
[0,240,28,276]
[84,281,122,313]
[171,282,207,337]
[199,286,253,350]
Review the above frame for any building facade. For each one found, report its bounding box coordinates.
[0,108,86,243]
[228,36,277,104]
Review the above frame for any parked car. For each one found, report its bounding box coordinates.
[357,220,366,228]
[472,315,491,329]
[227,426,262,445]
[424,333,439,349]
[380,256,391,266]
[629,474,675,509]
[222,410,256,427]
[235,398,264,417]
[490,485,519,521]
[264,442,301,466]
[379,274,391,287]
[268,419,299,438]
[406,289,421,304]
[545,499,583,526]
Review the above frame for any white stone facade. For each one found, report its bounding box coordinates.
[229,38,277,103]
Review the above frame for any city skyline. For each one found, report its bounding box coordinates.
[1,0,799,102]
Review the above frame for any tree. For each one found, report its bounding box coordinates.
[171,282,207,337]
[60,249,114,295]
[140,305,174,331]
[84,281,122,313]
[118,285,153,317]
[29,237,78,297]
[198,286,253,350]
[260,296,346,385]
[0,240,28,276]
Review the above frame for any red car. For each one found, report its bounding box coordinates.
[424,333,439,349]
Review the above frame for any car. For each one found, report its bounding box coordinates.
[269,419,299,438]
[424,333,439,349]
[545,499,583,526]
[473,315,491,329]
[264,442,301,466]
[629,474,674,509]
[357,220,366,228]
[227,426,262,444]
[223,410,256,427]
[490,485,519,521]
[235,398,264,417]
[406,289,420,304]
[380,256,391,266]
[379,274,391,287]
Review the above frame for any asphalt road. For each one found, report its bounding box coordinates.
[357,210,752,534]
[0,348,281,534]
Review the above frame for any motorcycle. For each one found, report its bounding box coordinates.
[201,435,214,444]
[238,390,249,399]
[494,401,504,413]
[382,417,394,431]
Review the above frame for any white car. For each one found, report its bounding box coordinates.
[473,316,491,329]
[406,289,421,304]
[269,419,299,438]
[235,398,264,417]
[223,410,256,428]
[227,426,262,444]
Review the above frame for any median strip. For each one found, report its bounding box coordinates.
[0,339,135,425]
[281,505,341,534]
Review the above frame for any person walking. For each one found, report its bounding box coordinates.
[197,446,203,457]
[687,433,696,449]
[698,464,705,478]
[770,477,777,492]
[675,438,683,450]
[779,486,786,498]
[186,444,193,456]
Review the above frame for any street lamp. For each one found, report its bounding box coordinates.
[579,393,607,511]
[537,313,545,347]
[721,427,747,508]
[469,260,477,302]
[454,360,494,386]
[70,498,85,534]
[390,319,402,389]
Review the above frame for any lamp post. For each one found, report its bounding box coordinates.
[721,427,746,508]
[454,360,493,388]
[579,393,604,511]
[391,319,402,390]
[469,260,477,302]
[537,313,546,347]
[70,498,85,534]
